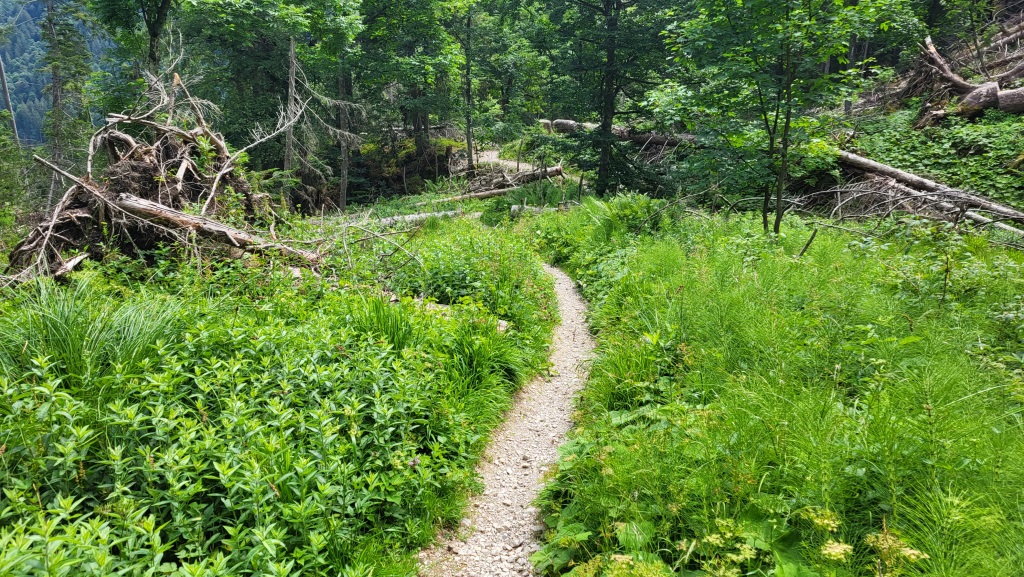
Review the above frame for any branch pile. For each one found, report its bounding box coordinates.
[5,75,317,284]
[825,150,1024,235]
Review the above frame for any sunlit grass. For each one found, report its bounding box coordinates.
[527,197,1024,576]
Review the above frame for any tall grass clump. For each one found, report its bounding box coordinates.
[0,219,556,576]
[525,197,1024,576]
[0,277,180,386]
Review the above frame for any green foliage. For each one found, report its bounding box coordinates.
[354,137,466,198]
[666,0,920,231]
[0,277,181,386]
[525,196,1024,576]
[0,219,555,576]
[853,108,1024,208]
[392,218,556,334]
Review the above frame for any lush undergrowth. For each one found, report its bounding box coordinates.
[0,218,555,576]
[852,108,1024,208]
[525,196,1024,576]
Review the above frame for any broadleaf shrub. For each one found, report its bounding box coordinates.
[0,219,555,576]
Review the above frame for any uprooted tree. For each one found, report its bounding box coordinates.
[916,31,1024,123]
[4,74,319,285]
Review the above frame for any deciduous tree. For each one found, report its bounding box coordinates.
[669,0,915,232]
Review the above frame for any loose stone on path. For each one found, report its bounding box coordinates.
[417,265,595,577]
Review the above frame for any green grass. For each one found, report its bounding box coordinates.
[523,196,1024,576]
[0,277,181,387]
[0,216,556,576]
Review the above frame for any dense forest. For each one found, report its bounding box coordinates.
[2,0,1020,212]
[4,0,1024,576]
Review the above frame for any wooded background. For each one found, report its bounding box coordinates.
[3,0,1024,217]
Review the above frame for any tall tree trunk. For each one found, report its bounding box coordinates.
[596,0,619,196]
[773,98,794,235]
[926,0,945,29]
[337,59,352,212]
[463,7,475,176]
[411,86,428,157]
[148,31,161,72]
[45,0,63,212]
[143,0,173,71]
[284,37,296,173]
[762,129,775,233]
[0,54,18,143]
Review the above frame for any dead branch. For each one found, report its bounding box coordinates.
[837,150,1024,222]
[823,150,1024,236]
[922,36,979,95]
[203,97,310,214]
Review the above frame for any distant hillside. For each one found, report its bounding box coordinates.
[1,0,46,143]
[1,0,107,144]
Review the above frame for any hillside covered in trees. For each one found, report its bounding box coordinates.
[4,0,1024,576]
[4,0,1024,213]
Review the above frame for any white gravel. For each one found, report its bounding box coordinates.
[417,265,595,577]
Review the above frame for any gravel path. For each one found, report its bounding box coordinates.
[418,264,595,577]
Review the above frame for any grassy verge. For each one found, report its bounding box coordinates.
[0,217,555,576]
[523,196,1024,576]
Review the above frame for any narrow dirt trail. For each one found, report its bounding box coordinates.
[418,265,595,577]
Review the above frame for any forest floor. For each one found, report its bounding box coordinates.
[417,264,595,577]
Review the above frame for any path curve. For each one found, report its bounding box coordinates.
[418,265,595,577]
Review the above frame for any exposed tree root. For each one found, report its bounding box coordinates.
[4,75,316,285]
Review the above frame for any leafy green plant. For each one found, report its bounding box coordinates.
[0,217,556,576]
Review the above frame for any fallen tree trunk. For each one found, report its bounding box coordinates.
[111,193,320,263]
[7,86,320,282]
[377,210,464,227]
[546,119,695,147]
[837,150,1024,221]
[836,150,1024,234]
[876,177,1024,236]
[920,36,1024,118]
[510,205,559,216]
[415,165,563,206]
[418,186,525,205]
[17,155,319,266]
